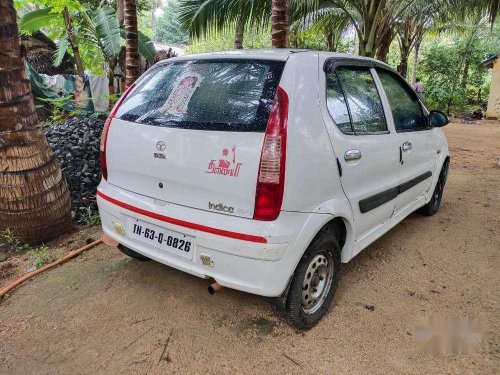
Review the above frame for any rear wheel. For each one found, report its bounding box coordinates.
[285,233,341,330]
[420,160,449,216]
[118,245,150,261]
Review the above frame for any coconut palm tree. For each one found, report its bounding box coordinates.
[272,0,290,47]
[123,0,141,87]
[179,0,271,49]
[0,0,72,244]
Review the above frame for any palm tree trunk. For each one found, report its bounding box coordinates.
[0,0,72,244]
[124,0,140,88]
[151,0,157,41]
[398,39,411,79]
[375,29,392,62]
[362,0,387,57]
[325,29,335,52]
[271,0,289,48]
[411,40,420,85]
[116,0,124,25]
[234,15,245,49]
[62,7,84,76]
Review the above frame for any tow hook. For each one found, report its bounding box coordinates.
[208,282,223,294]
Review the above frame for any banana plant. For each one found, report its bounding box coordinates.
[19,5,155,69]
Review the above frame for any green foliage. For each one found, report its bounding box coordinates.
[27,245,54,270]
[119,29,156,59]
[19,7,54,34]
[36,96,86,126]
[179,0,270,40]
[89,6,122,58]
[187,28,271,53]
[138,30,157,59]
[78,40,106,75]
[80,207,101,226]
[155,0,189,45]
[53,36,70,67]
[1,229,30,252]
[419,21,498,115]
[19,1,155,75]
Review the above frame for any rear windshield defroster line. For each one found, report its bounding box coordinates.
[116,59,286,132]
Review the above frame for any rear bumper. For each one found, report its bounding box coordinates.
[96,180,309,297]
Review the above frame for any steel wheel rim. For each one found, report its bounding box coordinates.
[301,252,334,315]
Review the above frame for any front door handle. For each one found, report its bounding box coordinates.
[344,149,362,161]
[402,142,412,151]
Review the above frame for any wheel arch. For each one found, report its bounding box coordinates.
[426,153,451,204]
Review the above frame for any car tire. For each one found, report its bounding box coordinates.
[285,232,341,330]
[118,245,150,261]
[420,160,449,216]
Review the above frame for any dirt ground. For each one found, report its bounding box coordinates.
[0,120,499,375]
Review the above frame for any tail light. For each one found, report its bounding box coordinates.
[99,84,135,180]
[253,86,289,221]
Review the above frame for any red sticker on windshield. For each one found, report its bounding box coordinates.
[161,73,203,115]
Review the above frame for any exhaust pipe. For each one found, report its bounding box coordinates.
[208,282,223,294]
[101,234,119,247]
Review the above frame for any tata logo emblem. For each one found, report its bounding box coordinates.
[154,141,167,160]
[156,141,166,151]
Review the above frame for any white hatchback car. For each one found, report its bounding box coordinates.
[97,50,450,329]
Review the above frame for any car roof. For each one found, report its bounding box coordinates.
[157,49,393,72]
[162,49,371,62]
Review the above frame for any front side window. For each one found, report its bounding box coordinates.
[377,69,427,132]
[116,59,285,132]
[326,67,387,134]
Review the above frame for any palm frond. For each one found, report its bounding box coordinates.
[178,0,271,40]
[52,36,70,67]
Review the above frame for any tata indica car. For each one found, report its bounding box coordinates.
[97,49,450,329]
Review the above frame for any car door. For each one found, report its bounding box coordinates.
[375,69,437,215]
[320,61,400,240]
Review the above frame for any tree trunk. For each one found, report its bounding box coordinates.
[360,0,387,57]
[151,3,156,42]
[0,0,72,244]
[375,29,392,62]
[461,57,470,89]
[116,0,124,25]
[411,40,420,85]
[271,0,289,48]
[62,7,84,76]
[124,0,140,88]
[325,29,335,52]
[234,15,245,49]
[398,39,410,79]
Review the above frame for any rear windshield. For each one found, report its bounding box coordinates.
[116,59,285,132]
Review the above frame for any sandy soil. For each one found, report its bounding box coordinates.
[0,226,102,289]
[0,121,499,375]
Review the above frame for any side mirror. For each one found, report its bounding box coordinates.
[429,110,449,128]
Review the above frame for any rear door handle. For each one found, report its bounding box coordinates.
[344,149,362,161]
[402,142,412,151]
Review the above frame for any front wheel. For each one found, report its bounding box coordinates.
[285,233,341,330]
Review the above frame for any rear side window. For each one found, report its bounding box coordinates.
[376,69,427,132]
[326,67,387,134]
[115,59,285,132]
[326,73,352,134]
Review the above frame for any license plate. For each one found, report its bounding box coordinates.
[127,218,194,260]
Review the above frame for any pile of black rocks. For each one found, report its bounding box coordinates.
[45,117,104,223]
